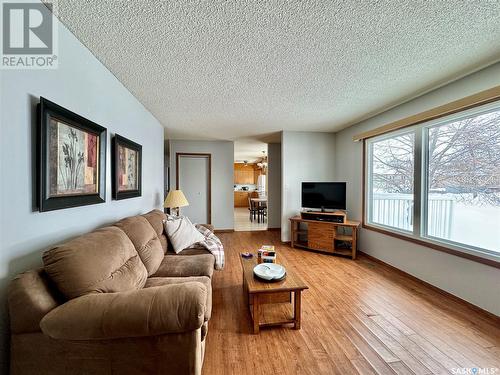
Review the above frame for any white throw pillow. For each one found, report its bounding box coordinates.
[164,216,205,254]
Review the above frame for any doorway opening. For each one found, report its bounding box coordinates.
[234,141,268,231]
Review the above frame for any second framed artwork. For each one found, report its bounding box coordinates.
[112,134,142,200]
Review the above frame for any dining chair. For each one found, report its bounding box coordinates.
[248,197,258,222]
[258,201,267,223]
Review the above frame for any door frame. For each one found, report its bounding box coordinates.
[176,152,212,224]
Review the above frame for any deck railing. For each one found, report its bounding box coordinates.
[371,193,454,238]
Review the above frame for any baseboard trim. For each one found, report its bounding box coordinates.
[214,229,234,233]
[358,251,500,322]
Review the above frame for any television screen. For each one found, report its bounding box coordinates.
[301,182,346,210]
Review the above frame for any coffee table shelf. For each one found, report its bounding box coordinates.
[252,302,294,327]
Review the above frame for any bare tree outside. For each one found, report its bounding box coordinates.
[372,133,414,195]
[372,111,500,204]
[428,111,500,205]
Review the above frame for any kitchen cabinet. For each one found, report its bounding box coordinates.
[234,163,256,184]
[234,191,250,207]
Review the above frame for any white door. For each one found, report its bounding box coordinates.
[178,155,210,224]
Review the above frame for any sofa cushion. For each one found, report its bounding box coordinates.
[142,209,169,253]
[164,216,206,254]
[114,216,163,275]
[152,254,215,279]
[167,247,211,256]
[164,224,213,256]
[142,209,166,236]
[43,226,148,299]
[145,276,212,321]
[40,282,207,340]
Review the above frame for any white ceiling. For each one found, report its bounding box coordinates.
[234,139,267,163]
[54,1,500,141]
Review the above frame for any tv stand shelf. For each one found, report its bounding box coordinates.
[289,216,360,259]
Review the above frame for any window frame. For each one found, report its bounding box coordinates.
[363,101,500,268]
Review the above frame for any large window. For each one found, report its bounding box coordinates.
[365,101,500,260]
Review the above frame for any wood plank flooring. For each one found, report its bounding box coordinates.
[203,231,500,375]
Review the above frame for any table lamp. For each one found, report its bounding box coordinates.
[164,190,189,216]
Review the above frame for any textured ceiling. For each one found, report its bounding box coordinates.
[54,0,500,140]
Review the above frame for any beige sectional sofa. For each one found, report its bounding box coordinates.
[8,209,215,375]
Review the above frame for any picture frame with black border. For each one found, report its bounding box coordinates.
[37,97,107,212]
[112,134,142,200]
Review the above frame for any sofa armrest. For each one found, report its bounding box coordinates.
[40,282,207,341]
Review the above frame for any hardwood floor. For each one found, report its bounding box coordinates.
[203,231,500,375]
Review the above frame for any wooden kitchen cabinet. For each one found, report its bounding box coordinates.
[234,191,250,207]
[234,163,256,184]
[234,169,241,184]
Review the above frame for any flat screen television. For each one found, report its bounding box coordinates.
[301,182,346,210]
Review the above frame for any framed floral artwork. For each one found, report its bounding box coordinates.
[38,97,107,212]
[112,134,142,200]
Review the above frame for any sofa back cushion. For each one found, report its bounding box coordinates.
[114,215,164,275]
[142,209,169,253]
[43,226,147,299]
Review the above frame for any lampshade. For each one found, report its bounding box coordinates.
[164,190,189,208]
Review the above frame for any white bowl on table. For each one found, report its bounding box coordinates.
[253,263,286,281]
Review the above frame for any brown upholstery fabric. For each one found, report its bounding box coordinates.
[142,209,169,253]
[8,269,61,334]
[40,282,207,340]
[152,254,215,279]
[11,330,204,375]
[142,209,166,236]
[43,226,148,299]
[159,234,169,253]
[145,277,212,321]
[167,247,211,256]
[114,216,164,275]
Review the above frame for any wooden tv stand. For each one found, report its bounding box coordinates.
[289,215,360,259]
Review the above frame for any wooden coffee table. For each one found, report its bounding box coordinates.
[240,255,308,334]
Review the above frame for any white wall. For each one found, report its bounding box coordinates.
[281,131,336,241]
[334,62,500,316]
[168,140,234,230]
[267,143,281,229]
[0,7,164,371]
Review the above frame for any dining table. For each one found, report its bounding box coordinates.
[250,197,267,223]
